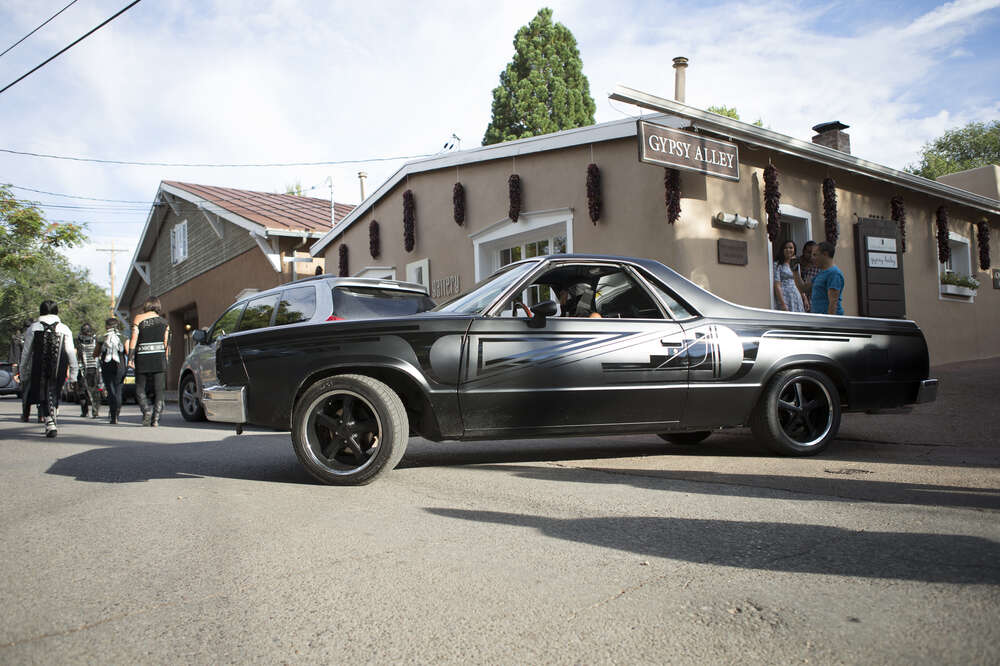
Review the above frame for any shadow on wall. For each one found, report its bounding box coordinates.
[425,507,1000,585]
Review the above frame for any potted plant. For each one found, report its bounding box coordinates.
[939,271,980,297]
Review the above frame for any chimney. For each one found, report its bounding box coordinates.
[811,121,851,154]
[358,171,367,201]
[672,56,688,103]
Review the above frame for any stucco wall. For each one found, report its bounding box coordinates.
[322,135,998,366]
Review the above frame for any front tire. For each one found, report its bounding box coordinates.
[750,368,840,456]
[291,374,409,486]
[179,374,206,421]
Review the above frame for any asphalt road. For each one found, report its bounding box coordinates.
[1,363,998,664]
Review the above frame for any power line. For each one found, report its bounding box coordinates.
[0,147,436,167]
[0,0,144,97]
[0,0,80,59]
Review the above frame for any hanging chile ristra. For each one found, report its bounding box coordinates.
[822,177,838,244]
[403,190,416,252]
[763,164,781,241]
[369,220,380,258]
[978,218,991,270]
[891,196,906,252]
[453,183,465,225]
[664,168,681,224]
[508,174,522,222]
[586,163,601,224]
[338,244,349,277]
[936,206,950,264]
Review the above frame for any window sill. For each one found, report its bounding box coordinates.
[939,284,975,298]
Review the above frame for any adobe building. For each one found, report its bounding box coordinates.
[117,181,351,388]
[311,86,999,366]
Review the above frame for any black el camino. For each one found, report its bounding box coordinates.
[204,254,937,485]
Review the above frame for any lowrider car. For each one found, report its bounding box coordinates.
[204,254,937,485]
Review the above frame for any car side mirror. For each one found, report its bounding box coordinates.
[530,300,558,326]
[192,329,207,344]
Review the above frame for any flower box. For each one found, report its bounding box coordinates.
[940,284,974,297]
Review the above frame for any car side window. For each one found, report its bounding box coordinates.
[274,286,317,326]
[237,294,279,331]
[643,278,697,320]
[209,303,246,343]
[593,271,664,319]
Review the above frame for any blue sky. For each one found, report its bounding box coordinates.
[1,0,998,291]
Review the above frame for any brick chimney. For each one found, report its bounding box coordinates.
[811,121,851,154]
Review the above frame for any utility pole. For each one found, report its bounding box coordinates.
[95,241,127,317]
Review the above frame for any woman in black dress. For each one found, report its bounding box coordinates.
[129,297,169,426]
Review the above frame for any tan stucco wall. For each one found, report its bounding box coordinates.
[937,165,1000,201]
[323,136,998,367]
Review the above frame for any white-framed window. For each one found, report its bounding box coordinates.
[470,209,573,281]
[406,258,429,288]
[355,266,397,280]
[171,220,188,265]
[942,231,972,277]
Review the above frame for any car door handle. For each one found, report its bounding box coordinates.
[660,339,682,347]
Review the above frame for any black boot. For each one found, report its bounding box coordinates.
[151,402,163,427]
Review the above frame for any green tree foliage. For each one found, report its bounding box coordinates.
[1,184,87,272]
[284,181,303,196]
[907,120,1000,180]
[482,8,596,145]
[707,105,765,127]
[1,247,110,359]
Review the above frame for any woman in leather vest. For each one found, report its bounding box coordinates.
[129,297,170,426]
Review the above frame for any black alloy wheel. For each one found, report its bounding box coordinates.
[179,374,206,421]
[291,374,408,485]
[750,368,841,456]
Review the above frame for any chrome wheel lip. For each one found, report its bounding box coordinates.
[776,376,834,448]
[302,389,383,476]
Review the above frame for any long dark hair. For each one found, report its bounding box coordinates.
[776,239,797,265]
[141,296,163,316]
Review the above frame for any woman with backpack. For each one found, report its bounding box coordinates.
[19,300,78,438]
[96,317,128,424]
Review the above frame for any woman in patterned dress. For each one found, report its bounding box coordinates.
[773,240,809,312]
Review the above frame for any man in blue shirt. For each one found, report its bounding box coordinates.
[811,241,845,315]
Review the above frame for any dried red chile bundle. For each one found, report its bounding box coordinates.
[338,243,349,277]
[890,196,906,252]
[664,168,681,224]
[453,182,465,225]
[763,164,781,241]
[369,219,380,258]
[586,163,601,224]
[403,189,415,252]
[936,206,950,264]
[978,219,991,270]
[508,174,521,222]
[823,177,838,244]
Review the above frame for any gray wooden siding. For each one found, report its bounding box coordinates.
[149,209,257,297]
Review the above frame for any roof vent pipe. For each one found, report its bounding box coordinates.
[672,57,688,103]
[358,171,368,201]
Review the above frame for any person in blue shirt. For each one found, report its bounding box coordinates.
[810,241,845,315]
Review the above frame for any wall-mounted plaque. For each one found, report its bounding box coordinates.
[717,239,748,266]
[638,120,740,181]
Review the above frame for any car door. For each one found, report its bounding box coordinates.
[195,301,246,391]
[459,261,691,437]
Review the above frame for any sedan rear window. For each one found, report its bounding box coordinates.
[331,286,435,319]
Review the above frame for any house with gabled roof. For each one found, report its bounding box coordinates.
[116,180,353,388]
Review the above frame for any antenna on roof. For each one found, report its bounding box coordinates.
[327,175,335,224]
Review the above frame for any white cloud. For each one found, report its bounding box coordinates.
[1,0,997,292]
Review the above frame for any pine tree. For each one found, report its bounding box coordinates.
[482,8,596,146]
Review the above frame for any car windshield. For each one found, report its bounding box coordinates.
[331,286,436,319]
[433,261,540,315]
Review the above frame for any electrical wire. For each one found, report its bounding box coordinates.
[0,0,144,96]
[0,147,437,167]
[0,0,80,59]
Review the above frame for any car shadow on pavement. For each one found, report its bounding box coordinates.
[455,463,1000,511]
[45,433,317,485]
[423,508,1000,585]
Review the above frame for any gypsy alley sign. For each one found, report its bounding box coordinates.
[638,120,740,181]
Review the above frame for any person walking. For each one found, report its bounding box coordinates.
[76,323,101,419]
[19,301,78,438]
[96,317,127,424]
[10,318,35,422]
[811,241,845,315]
[773,240,808,312]
[129,297,169,427]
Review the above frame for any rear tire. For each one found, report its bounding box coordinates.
[750,368,840,456]
[291,374,409,485]
[657,431,711,446]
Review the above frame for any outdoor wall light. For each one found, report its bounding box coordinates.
[715,212,760,230]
